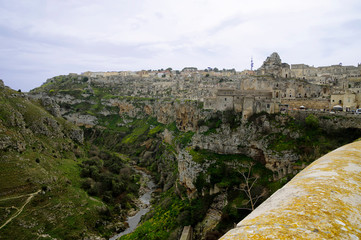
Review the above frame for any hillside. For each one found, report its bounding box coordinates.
[0,80,141,239]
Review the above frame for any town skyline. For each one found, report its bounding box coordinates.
[1,0,360,91]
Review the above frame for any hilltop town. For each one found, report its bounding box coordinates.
[44,52,361,119]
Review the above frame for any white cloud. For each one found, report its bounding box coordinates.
[0,0,360,91]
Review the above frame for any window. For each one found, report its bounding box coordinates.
[267,104,270,108]
[225,98,227,101]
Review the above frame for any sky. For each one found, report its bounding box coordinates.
[0,0,360,91]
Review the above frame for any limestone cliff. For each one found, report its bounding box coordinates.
[26,75,361,239]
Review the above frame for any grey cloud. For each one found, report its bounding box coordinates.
[207,16,245,35]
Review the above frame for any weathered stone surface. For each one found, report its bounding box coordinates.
[192,117,299,178]
[68,128,84,144]
[178,150,204,195]
[195,193,228,239]
[162,129,173,144]
[180,226,193,240]
[64,113,98,126]
[41,96,61,117]
[257,52,283,77]
[144,105,153,115]
[0,135,12,150]
[114,102,134,116]
[221,140,361,239]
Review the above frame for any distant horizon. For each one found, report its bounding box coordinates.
[1,0,360,91]
[2,53,361,92]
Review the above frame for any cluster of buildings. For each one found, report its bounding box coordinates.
[82,67,238,79]
[78,52,361,118]
[204,53,361,118]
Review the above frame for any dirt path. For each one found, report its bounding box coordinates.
[89,196,105,206]
[0,191,38,202]
[0,190,41,230]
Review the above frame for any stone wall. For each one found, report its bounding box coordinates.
[220,140,361,239]
[281,98,330,110]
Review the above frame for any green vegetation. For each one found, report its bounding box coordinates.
[305,114,319,129]
[121,147,278,239]
[188,148,272,192]
[148,125,164,136]
[198,110,242,135]
[79,148,140,207]
[268,133,296,152]
[258,112,361,165]
[121,120,150,144]
[120,188,214,240]
[198,113,222,135]
[174,131,195,147]
[0,88,111,239]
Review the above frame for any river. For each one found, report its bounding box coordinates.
[109,169,155,240]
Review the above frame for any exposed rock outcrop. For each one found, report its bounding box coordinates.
[195,193,228,239]
[41,96,61,117]
[192,115,299,178]
[178,150,204,195]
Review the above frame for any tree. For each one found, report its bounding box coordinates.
[305,114,319,129]
[235,162,267,211]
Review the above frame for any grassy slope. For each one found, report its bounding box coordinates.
[0,88,104,239]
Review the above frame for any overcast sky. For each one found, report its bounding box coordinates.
[1,0,360,91]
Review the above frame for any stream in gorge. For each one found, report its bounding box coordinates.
[110,168,156,240]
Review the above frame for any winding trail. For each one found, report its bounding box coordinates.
[0,190,41,230]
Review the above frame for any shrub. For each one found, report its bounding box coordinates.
[305,114,319,129]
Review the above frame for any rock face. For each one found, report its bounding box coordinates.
[257,52,287,77]
[30,84,361,184]
[41,96,61,117]
[178,150,205,195]
[0,89,84,152]
[67,128,84,144]
[195,193,228,239]
[64,113,98,126]
[192,115,299,179]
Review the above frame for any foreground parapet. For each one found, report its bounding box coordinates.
[221,140,361,239]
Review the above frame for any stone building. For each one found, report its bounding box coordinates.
[330,91,361,111]
[204,88,276,118]
[257,52,361,84]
